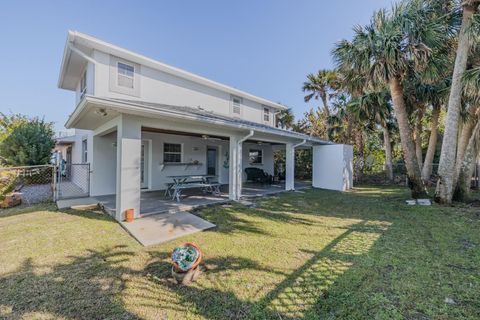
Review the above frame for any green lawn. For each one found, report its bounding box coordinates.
[0,186,479,319]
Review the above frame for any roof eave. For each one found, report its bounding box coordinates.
[57,31,76,89]
[72,96,330,144]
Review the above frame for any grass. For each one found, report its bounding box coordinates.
[0,186,479,319]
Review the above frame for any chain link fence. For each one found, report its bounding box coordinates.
[0,165,55,206]
[0,163,91,208]
[355,161,440,186]
[356,161,480,189]
[56,163,90,200]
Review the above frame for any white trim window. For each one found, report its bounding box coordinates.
[80,69,87,99]
[249,149,263,164]
[263,107,270,122]
[163,143,182,163]
[117,62,135,88]
[82,138,88,163]
[231,96,242,115]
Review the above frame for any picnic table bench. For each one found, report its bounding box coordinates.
[167,175,221,202]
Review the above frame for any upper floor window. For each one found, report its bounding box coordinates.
[263,107,270,122]
[231,96,242,115]
[117,62,135,88]
[80,70,87,98]
[163,143,182,163]
[82,138,88,163]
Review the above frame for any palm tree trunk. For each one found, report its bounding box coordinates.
[320,92,330,117]
[354,126,364,182]
[422,104,441,181]
[389,77,427,198]
[414,107,424,169]
[382,125,394,182]
[453,119,480,201]
[435,5,477,204]
[454,120,475,178]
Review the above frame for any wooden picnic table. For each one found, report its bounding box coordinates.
[166,174,220,202]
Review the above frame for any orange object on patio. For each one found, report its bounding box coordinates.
[125,208,134,222]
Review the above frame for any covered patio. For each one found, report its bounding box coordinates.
[67,97,352,221]
[96,181,311,216]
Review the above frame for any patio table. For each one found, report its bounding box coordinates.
[167,174,218,202]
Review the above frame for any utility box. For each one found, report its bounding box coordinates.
[312,144,353,191]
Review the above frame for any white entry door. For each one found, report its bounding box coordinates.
[141,140,150,189]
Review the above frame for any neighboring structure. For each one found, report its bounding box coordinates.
[57,31,353,221]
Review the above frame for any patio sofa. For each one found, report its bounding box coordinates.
[244,167,273,184]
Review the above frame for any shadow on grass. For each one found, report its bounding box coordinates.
[3,186,474,319]
[0,201,57,219]
[0,245,142,319]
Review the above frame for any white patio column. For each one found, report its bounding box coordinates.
[115,115,142,221]
[229,135,239,200]
[285,142,295,191]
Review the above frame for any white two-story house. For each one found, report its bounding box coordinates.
[57,31,353,221]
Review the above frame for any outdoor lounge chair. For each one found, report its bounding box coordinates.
[244,167,273,184]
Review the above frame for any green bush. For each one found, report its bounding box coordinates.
[0,170,17,202]
[0,113,55,166]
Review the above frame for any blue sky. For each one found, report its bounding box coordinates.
[0,0,393,131]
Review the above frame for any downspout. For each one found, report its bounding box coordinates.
[293,139,307,149]
[239,130,255,144]
[234,130,254,200]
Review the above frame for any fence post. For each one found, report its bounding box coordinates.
[52,165,57,201]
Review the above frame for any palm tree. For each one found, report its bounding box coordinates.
[275,108,295,129]
[302,70,339,117]
[435,0,480,203]
[453,50,480,200]
[350,91,395,181]
[332,0,449,198]
[418,80,450,181]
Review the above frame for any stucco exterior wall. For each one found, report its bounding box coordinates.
[88,128,275,196]
[91,50,275,126]
[312,144,353,191]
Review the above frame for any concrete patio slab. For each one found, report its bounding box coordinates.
[120,211,216,246]
[57,197,100,209]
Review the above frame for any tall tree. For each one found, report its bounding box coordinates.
[332,0,449,198]
[435,0,480,203]
[275,108,295,129]
[350,91,395,181]
[0,114,55,166]
[302,70,339,117]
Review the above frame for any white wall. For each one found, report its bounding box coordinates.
[242,142,274,180]
[91,50,276,126]
[312,144,353,191]
[90,131,117,196]
[140,132,231,191]
[89,128,275,196]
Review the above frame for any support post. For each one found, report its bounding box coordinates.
[229,135,239,200]
[285,142,295,191]
[115,115,141,221]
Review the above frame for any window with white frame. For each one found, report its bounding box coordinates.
[117,62,135,88]
[263,107,270,122]
[82,139,88,163]
[163,143,182,163]
[80,70,87,98]
[231,96,242,115]
[249,149,263,164]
